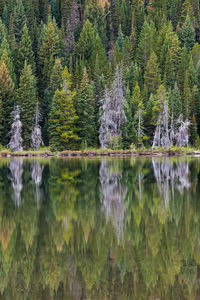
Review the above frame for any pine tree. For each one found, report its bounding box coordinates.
[179,0,193,26]
[12,0,27,42]
[188,55,197,89]
[75,19,95,62]
[90,33,108,78]
[17,62,36,147]
[183,71,191,119]
[39,17,60,92]
[179,14,195,51]
[40,58,63,146]
[163,31,181,87]
[0,61,14,145]
[177,46,190,94]
[144,94,155,144]
[191,43,200,68]
[122,86,136,149]
[16,24,35,78]
[189,114,198,146]
[116,24,124,51]
[168,83,182,120]
[132,82,145,146]
[76,67,96,147]
[122,36,133,68]
[0,37,16,83]
[136,20,156,70]
[49,66,79,151]
[143,52,161,102]
[0,16,8,44]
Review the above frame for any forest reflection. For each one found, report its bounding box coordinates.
[0,157,200,299]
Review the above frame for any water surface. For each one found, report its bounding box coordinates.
[0,157,200,299]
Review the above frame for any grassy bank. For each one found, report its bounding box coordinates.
[1,146,200,158]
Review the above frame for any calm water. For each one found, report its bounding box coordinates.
[0,157,200,299]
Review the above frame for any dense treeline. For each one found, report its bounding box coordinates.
[1,0,200,150]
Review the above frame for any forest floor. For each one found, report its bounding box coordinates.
[1,147,200,157]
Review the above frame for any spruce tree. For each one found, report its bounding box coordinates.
[0,61,14,145]
[49,66,79,151]
[75,20,95,62]
[168,83,182,120]
[191,43,200,68]
[12,0,27,42]
[136,20,156,70]
[164,31,181,87]
[39,17,60,92]
[76,67,96,147]
[17,62,36,147]
[177,46,190,94]
[41,57,64,145]
[16,24,36,78]
[143,52,161,102]
[179,14,195,51]
[0,17,7,44]
[0,38,16,83]
[144,94,155,144]
[132,82,145,146]
[183,71,191,119]
[189,114,198,146]
[122,86,136,149]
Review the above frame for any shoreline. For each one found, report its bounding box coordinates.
[1,149,200,158]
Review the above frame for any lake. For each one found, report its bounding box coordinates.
[0,156,200,299]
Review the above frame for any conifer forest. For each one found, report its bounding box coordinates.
[1,0,200,151]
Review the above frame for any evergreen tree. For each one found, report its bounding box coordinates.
[189,114,198,146]
[0,17,7,44]
[49,66,79,151]
[132,82,146,146]
[163,31,181,87]
[12,0,27,42]
[143,52,161,102]
[75,20,95,62]
[39,17,60,92]
[116,24,124,51]
[41,57,64,145]
[168,83,182,120]
[76,67,96,147]
[136,20,156,70]
[183,71,191,119]
[122,86,135,149]
[191,43,200,68]
[179,14,195,51]
[177,46,190,94]
[144,94,155,144]
[0,61,14,145]
[17,62,36,147]
[16,24,35,78]
[0,37,16,83]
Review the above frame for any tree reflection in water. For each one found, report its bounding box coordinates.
[0,157,199,299]
[99,159,126,242]
[8,158,23,206]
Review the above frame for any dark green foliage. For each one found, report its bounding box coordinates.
[17,62,36,147]
[12,0,27,42]
[122,86,135,148]
[76,67,96,147]
[0,0,199,149]
[16,24,35,78]
[0,61,14,145]
[49,67,79,151]
[168,83,182,120]
[179,14,195,51]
